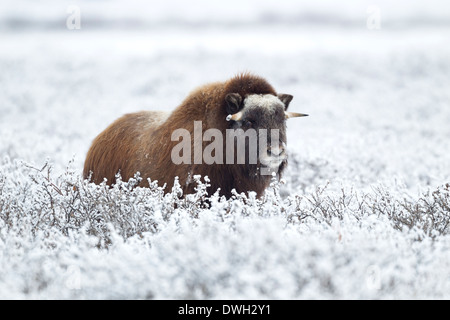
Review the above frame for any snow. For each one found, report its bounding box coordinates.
[0,0,450,299]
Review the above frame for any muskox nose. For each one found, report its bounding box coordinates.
[267,145,285,157]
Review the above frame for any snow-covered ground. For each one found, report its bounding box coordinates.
[1,0,450,299]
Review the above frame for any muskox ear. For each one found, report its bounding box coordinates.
[225,93,242,114]
[278,94,293,110]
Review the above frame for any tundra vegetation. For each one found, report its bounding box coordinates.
[0,158,449,298]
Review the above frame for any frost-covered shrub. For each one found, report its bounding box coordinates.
[1,158,450,246]
[1,158,450,299]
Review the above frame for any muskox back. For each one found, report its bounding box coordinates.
[83,111,170,186]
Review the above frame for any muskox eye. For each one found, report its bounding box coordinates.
[244,120,254,127]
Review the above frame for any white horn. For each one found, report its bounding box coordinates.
[285,111,309,119]
[226,111,243,121]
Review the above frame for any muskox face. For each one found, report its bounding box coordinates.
[225,93,307,174]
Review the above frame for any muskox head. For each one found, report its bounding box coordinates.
[225,92,308,175]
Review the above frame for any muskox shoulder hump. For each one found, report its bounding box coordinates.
[225,73,277,98]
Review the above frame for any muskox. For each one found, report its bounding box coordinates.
[83,73,307,198]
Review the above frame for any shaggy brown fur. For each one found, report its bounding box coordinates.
[83,73,286,198]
